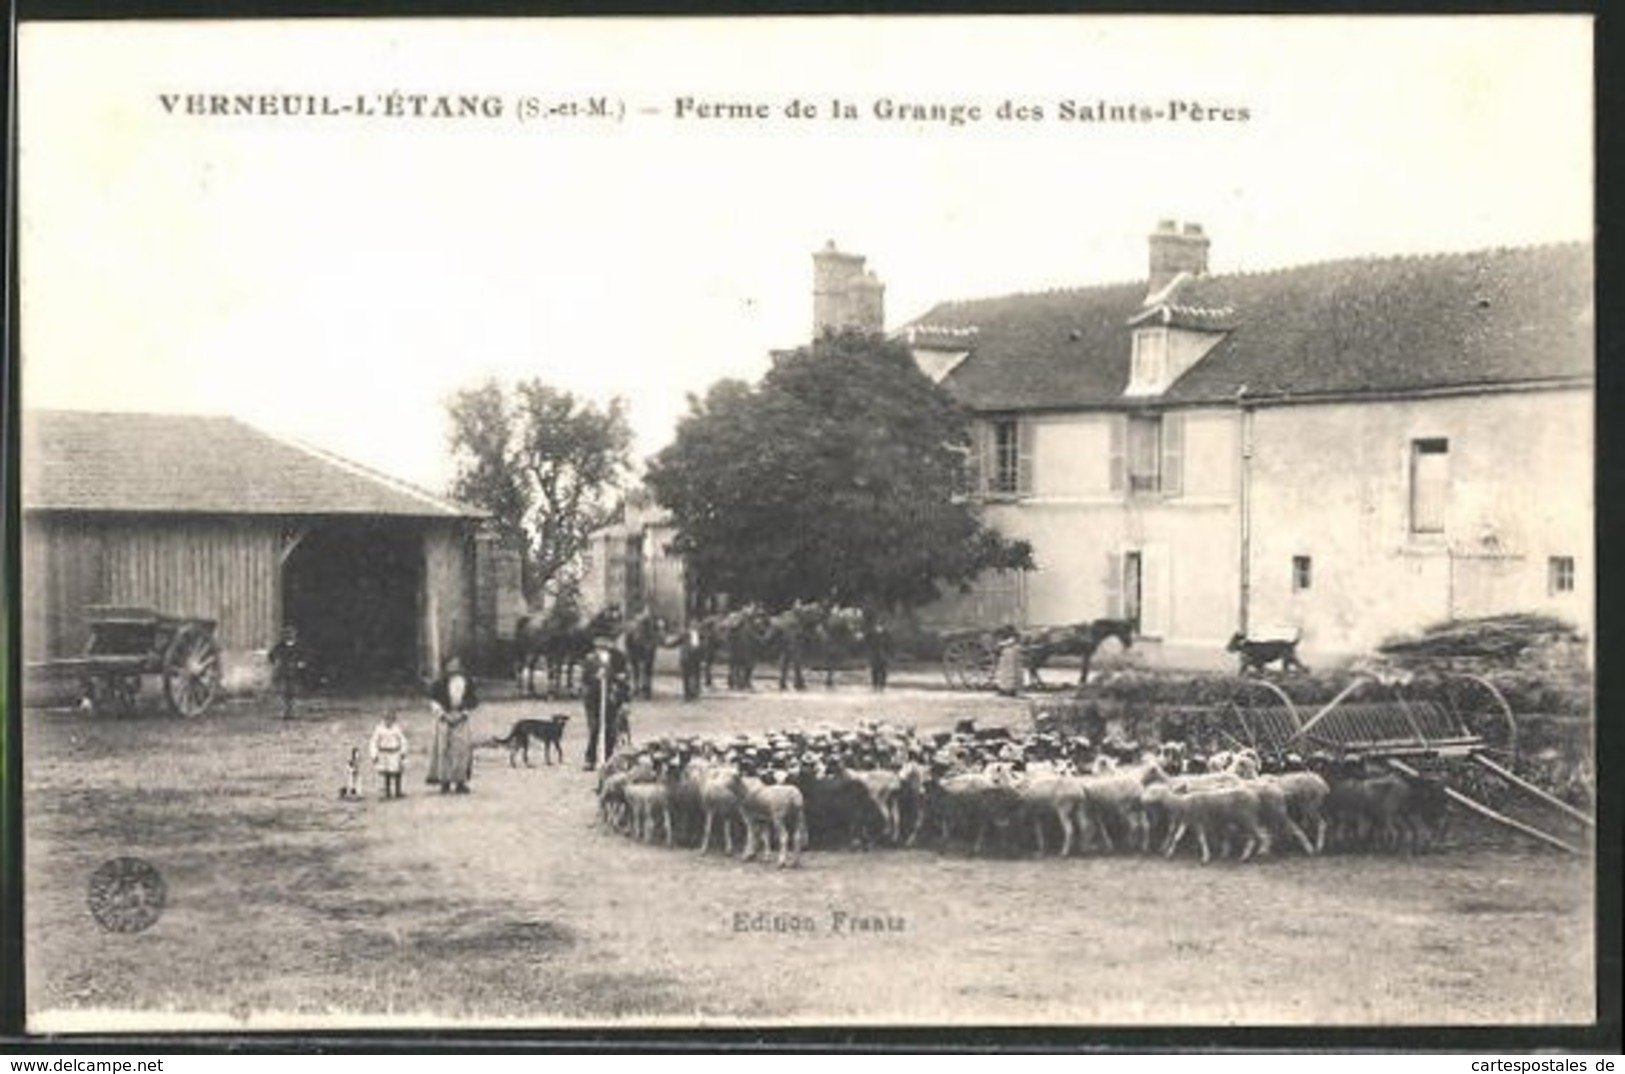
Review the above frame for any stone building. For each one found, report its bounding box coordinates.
[905,222,1593,666]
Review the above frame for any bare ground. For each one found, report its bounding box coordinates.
[22,673,1597,1031]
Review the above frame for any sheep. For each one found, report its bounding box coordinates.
[596,769,631,833]
[1076,767,1153,852]
[1139,766,1242,854]
[792,761,881,850]
[1272,770,1332,853]
[927,771,1024,856]
[696,764,744,856]
[1324,770,1450,853]
[727,773,808,868]
[1014,773,1094,857]
[897,760,931,847]
[847,767,905,843]
[622,781,673,847]
[1226,755,1315,856]
[1161,784,1272,864]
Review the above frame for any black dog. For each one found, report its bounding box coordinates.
[1227,631,1308,675]
[497,715,570,767]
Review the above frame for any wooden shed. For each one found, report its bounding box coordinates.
[22,411,489,691]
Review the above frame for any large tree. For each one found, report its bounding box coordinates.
[445,378,633,604]
[646,330,1032,612]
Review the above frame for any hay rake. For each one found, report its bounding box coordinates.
[1216,673,1590,854]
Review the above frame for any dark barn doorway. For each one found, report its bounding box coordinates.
[282,521,422,687]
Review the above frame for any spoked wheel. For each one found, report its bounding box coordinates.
[163,625,221,718]
[942,637,997,690]
[1216,678,1303,762]
[1443,672,1519,766]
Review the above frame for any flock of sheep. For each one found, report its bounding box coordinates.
[593,720,1454,868]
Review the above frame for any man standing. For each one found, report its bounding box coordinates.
[862,617,893,692]
[268,625,306,720]
[582,632,631,770]
[678,623,706,702]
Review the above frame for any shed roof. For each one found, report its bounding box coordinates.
[23,410,482,519]
[907,242,1592,411]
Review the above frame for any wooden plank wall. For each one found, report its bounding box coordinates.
[24,514,280,658]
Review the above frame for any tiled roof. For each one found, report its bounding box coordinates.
[23,411,482,518]
[907,243,1592,412]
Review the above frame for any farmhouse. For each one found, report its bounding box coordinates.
[896,223,1593,666]
[21,411,519,692]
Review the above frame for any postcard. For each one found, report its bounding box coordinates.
[15,15,1597,1036]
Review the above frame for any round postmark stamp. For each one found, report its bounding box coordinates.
[87,856,166,934]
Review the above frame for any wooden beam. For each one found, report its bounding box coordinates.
[277,526,310,567]
[1386,758,1581,854]
[1470,753,1594,829]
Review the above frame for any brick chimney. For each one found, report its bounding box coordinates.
[1147,220,1210,298]
[813,241,885,338]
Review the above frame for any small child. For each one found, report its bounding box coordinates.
[369,710,409,799]
[340,747,363,800]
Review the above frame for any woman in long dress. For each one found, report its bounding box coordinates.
[426,656,479,794]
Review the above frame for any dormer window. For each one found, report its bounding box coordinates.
[1127,327,1169,395]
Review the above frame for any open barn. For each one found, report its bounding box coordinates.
[21,410,494,696]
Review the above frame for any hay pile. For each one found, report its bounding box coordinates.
[1376,614,1584,670]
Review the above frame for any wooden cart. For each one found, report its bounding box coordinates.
[31,605,223,718]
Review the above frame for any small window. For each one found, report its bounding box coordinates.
[1409,438,1450,535]
[992,419,1021,494]
[1549,556,1575,595]
[1292,555,1312,593]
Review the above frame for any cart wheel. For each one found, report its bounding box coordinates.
[1444,673,1519,766]
[163,625,221,718]
[943,637,998,690]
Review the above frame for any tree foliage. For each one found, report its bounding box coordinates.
[445,378,633,604]
[646,331,1033,612]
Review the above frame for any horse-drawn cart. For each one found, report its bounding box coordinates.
[29,605,223,718]
[942,619,1136,692]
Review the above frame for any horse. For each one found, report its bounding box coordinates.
[805,604,867,689]
[513,606,621,698]
[762,601,867,691]
[764,601,827,691]
[1020,618,1136,690]
[622,611,668,700]
[714,605,769,690]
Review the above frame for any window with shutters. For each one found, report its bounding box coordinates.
[1111,414,1184,499]
[980,417,1033,499]
[1409,438,1449,535]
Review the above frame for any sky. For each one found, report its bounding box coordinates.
[19,16,1593,494]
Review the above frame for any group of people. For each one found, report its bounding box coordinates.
[346,656,481,799]
[337,632,632,799]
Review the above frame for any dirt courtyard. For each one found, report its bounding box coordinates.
[22,673,1597,1032]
